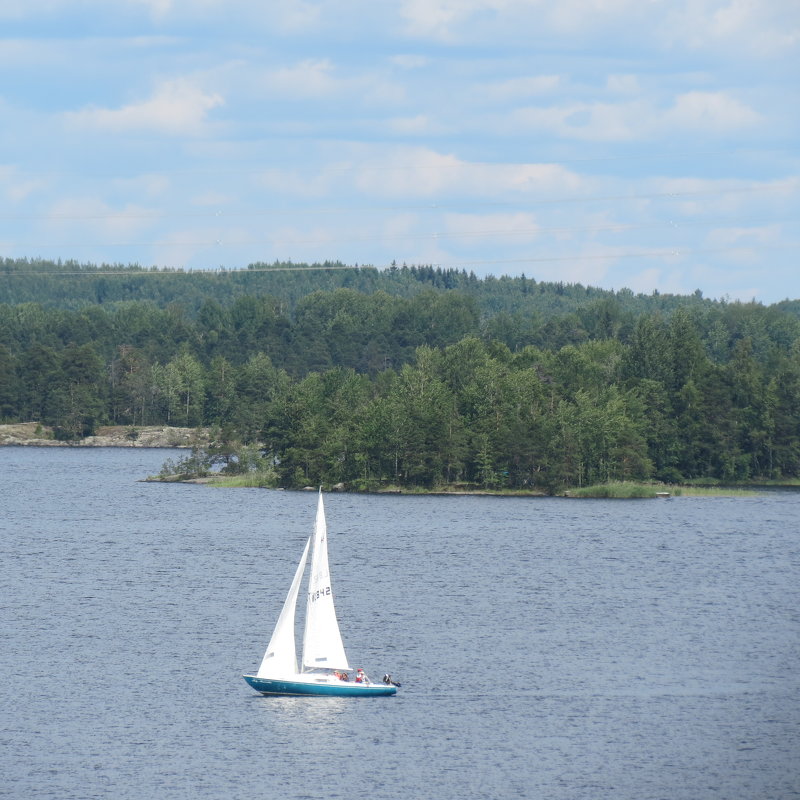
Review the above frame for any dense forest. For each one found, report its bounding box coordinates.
[2,257,800,491]
[1,255,728,316]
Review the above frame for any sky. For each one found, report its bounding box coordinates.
[1,0,798,304]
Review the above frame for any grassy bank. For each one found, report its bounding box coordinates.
[566,482,671,498]
[675,486,759,497]
[207,472,277,488]
[147,470,762,498]
[566,481,760,498]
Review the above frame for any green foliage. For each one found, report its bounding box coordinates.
[210,471,279,488]
[3,257,800,490]
[158,446,213,479]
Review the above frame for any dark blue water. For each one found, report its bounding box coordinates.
[1,447,798,799]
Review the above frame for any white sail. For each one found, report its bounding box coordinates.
[302,491,351,671]
[256,537,311,679]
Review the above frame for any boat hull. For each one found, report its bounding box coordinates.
[243,674,397,697]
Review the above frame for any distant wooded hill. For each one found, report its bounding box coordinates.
[1,257,799,490]
[1,255,728,314]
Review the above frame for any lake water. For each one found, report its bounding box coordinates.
[1,447,798,799]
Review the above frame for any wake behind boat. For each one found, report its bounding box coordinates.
[243,490,398,697]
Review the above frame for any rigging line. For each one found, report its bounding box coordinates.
[0,184,792,222]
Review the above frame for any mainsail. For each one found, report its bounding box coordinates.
[302,491,351,671]
[256,536,310,679]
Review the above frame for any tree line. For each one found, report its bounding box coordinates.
[1,256,733,320]
[2,279,799,490]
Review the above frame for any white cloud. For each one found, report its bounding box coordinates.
[261,59,405,106]
[6,0,799,60]
[2,1,796,302]
[479,75,561,103]
[129,0,173,18]
[387,115,442,134]
[624,266,665,295]
[113,173,171,199]
[605,74,641,95]
[151,226,220,270]
[504,89,761,142]
[64,78,224,135]
[265,59,338,97]
[546,0,643,33]
[390,54,431,69]
[0,165,47,203]
[0,1,47,17]
[259,222,339,251]
[351,147,585,198]
[501,162,585,194]
[272,0,324,32]
[380,212,420,240]
[398,0,633,41]
[396,0,800,59]
[508,100,648,142]
[666,0,800,56]
[650,176,796,217]
[395,0,665,42]
[442,211,541,243]
[672,258,764,302]
[121,0,323,31]
[254,166,338,198]
[191,190,235,207]
[353,149,457,197]
[399,0,493,39]
[0,38,60,67]
[44,197,157,242]
[706,223,782,246]
[664,91,761,131]
[530,248,617,287]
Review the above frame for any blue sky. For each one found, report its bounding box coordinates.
[1,0,798,303]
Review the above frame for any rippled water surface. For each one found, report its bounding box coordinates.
[2,447,799,799]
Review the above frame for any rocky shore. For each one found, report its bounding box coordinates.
[0,423,209,448]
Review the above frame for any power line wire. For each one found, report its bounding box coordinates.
[2,216,792,248]
[6,145,798,180]
[0,184,792,222]
[2,244,797,276]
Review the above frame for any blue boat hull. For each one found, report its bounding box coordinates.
[243,674,397,697]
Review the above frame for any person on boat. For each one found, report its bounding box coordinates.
[355,668,367,683]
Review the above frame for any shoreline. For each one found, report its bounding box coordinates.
[4,424,790,497]
[142,475,767,498]
[0,422,208,449]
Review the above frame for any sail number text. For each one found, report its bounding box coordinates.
[309,586,331,603]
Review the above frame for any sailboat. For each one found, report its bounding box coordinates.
[243,490,398,697]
